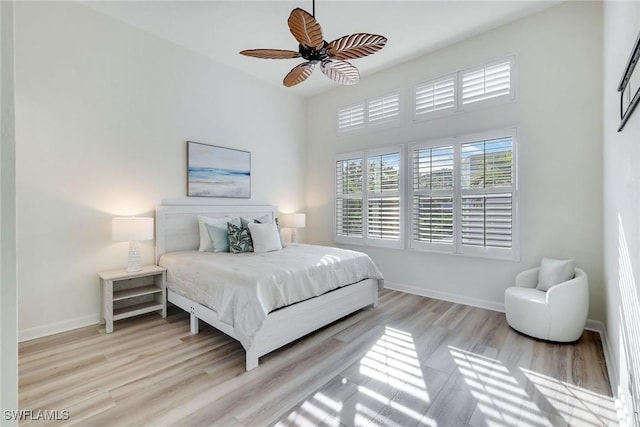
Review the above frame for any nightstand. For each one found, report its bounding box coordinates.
[98,265,166,333]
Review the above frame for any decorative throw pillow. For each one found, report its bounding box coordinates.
[240,214,272,229]
[197,215,239,252]
[204,217,241,253]
[255,217,286,248]
[536,257,575,292]
[227,222,254,253]
[248,222,283,253]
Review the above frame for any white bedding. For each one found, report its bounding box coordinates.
[159,244,384,349]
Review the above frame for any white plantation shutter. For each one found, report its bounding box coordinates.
[335,157,363,238]
[338,103,365,133]
[338,93,401,134]
[410,144,455,249]
[335,131,516,259]
[461,194,513,248]
[335,148,404,247]
[414,75,456,118]
[368,93,400,126]
[367,152,401,242]
[460,135,515,254]
[461,58,513,106]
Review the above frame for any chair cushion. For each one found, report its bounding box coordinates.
[536,257,574,292]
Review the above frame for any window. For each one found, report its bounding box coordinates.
[460,57,515,108]
[335,147,403,248]
[338,102,365,133]
[368,93,400,126]
[413,55,516,120]
[338,92,400,134]
[410,128,518,259]
[410,143,455,250]
[460,135,514,255]
[414,75,456,119]
[367,152,401,241]
[335,156,363,238]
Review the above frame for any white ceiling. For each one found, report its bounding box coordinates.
[83,1,559,97]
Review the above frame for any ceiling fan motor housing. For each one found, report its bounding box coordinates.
[299,41,329,63]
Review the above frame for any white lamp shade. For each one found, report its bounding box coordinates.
[112,217,154,242]
[280,213,306,229]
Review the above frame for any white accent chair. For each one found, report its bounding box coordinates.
[504,267,589,342]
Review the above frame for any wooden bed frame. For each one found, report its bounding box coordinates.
[155,203,379,371]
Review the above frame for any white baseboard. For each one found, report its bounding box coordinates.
[385,281,506,313]
[19,314,100,343]
[585,319,619,396]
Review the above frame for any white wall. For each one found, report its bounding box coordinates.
[306,2,604,319]
[1,0,18,422]
[603,1,640,424]
[14,2,306,340]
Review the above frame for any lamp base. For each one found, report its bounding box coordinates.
[126,241,142,273]
[290,228,299,245]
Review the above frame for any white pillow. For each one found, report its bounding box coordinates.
[197,215,238,252]
[240,214,272,228]
[247,222,282,253]
[536,257,575,291]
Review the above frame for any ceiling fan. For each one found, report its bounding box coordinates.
[239,1,387,87]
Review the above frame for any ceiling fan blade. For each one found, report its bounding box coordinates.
[288,8,324,49]
[326,33,387,60]
[320,59,360,85]
[239,49,301,59]
[283,62,316,87]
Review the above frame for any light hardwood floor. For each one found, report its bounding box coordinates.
[19,289,617,426]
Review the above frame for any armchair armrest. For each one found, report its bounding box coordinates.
[546,268,588,305]
[546,268,589,341]
[515,267,539,288]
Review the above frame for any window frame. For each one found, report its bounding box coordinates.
[408,127,519,260]
[458,56,517,112]
[335,152,365,245]
[337,90,402,135]
[412,55,517,122]
[456,128,519,260]
[367,91,402,128]
[335,145,405,249]
[413,73,457,121]
[337,102,366,134]
[408,138,457,253]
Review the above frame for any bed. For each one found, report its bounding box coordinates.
[155,203,383,371]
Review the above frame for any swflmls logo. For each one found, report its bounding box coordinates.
[3,410,70,421]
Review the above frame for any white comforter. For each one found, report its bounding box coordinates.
[159,244,384,349]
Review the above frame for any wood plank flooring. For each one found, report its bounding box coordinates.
[18,289,617,426]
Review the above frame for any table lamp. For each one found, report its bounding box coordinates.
[280,213,306,245]
[112,217,154,272]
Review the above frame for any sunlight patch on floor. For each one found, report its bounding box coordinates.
[522,368,618,427]
[450,346,548,427]
[274,326,432,427]
[449,345,617,427]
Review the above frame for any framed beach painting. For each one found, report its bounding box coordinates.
[187,141,251,198]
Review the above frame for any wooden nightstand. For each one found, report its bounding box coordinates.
[98,265,166,333]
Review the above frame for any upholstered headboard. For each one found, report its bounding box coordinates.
[155,203,277,263]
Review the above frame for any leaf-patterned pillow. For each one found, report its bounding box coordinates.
[228,222,253,253]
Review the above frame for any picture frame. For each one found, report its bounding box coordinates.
[618,30,640,132]
[187,141,251,198]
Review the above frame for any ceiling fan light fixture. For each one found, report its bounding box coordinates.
[239,1,387,87]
